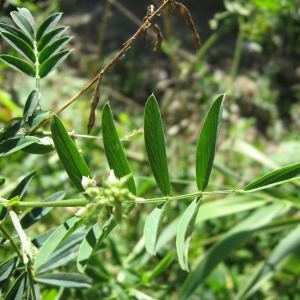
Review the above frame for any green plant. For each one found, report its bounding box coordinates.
[1,3,300,299]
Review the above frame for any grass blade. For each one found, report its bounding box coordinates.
[144,94,170,196]
[144,200,170,255]
[102,102,136,194]
[51,114,91,192]
[176,196,202,271]
[0,55,35,77]
[178,202,285,300]
[196,94,225,191]
[243,162,300,191]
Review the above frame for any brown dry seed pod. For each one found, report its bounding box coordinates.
[151,24,163,51]
[88,75,102,133]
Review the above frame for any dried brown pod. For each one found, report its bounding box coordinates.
[151,24,163,51]
[179,3,201,51]
[88,75,102,133]
[168,0,176,17]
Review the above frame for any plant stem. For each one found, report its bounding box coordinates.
[10,198,89,208]
[0,223,23,259]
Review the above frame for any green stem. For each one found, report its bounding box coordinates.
[10,198,89,208]
[26,266,37,300]
[0,223,23,259]
[229,16,244,80]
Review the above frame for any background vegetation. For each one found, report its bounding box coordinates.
[0,0,300,299]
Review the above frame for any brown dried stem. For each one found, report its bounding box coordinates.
[37,0,172,131]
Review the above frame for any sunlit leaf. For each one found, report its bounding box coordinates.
[144,94,170,196]
[144,200,170,255]
[243,162,300,191]
[51,114,91,192]
[39,49,71,78]
[36,12,62,42]
[38,36,72,64]
[178,202,285,300]
[236,224,300,299]
[176,196,202,271]
[0,136,39,156]
[0,55,35,76]
[37,26,68,52]
[17,7,36,34]
[35,273,92,289]
[102,102,136,194]
[10,11,35,39]
[1,32,35,62]
[196,94,224,191]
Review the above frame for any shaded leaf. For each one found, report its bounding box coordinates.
[77,204,135,273]
[20,191,65,230]
[0,178,4,186]
[243,162,300,191]
[36,12,62,42]
[38,49,71,78]
[10,11,35,39]
[196,94,224,191]
[176,196,202,271]
[178,202,285,300]
[0,257,18,288]
[37,26,68,52]
[0,136,39,156]
[3,272,27,300]
[0,22,34,47]
[22,137,55,155]
[144,94,170,196]
[144,200,170,255]
[51,114,91,192]
[102,102,136,194]
[0,118,23,143]
[1,32,36,62]
[0,54,35,76]
[236,224,300,299]
[35,273,92,289]
[38,36,72,64]
[22,89,40,124]
[27,108,50,132]
[34,216,89,270]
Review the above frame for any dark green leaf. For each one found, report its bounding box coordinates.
[20,191,65,230]
[34,216,88,269]
[37,232,84,274]
[102,102,136,194]
[22,90,40,124]
[3,272,27,300]
[178,202,285,300]
[0,257,18,288]
[27,108,50,132]
[35,273,92,289]
[37,26,68,52]
[144,94,170,196]
[0,22,34,47]
[21,137,55,154]
[10,11,35,39]
[176,196,202,271]
[38,49,71,78]
[144,200,170,255]
[196,94,224,191]
[0,54,35,76]
[243,162,300,191]
[38,36,72,64]
[36,12,62,42]
[0,136,39,156]
[0,118,23,143]
[1,32,36,62]
[0,178,5,186]
[51,114,91,192]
